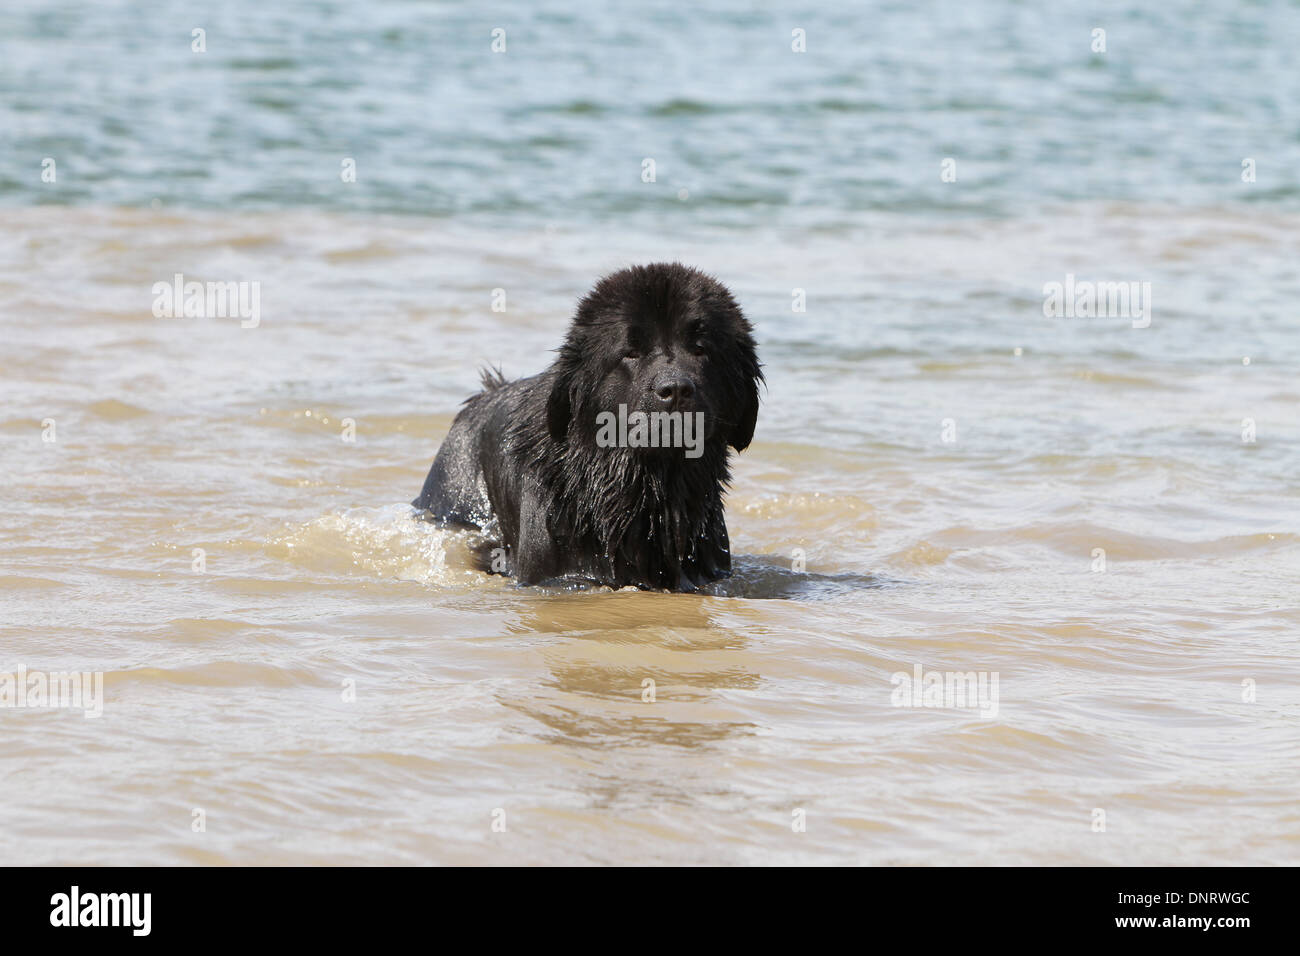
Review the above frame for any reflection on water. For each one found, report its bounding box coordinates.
[501,592,760,749]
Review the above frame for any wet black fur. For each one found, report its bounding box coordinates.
[412,263,762,591]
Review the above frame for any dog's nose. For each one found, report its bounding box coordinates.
[653,375,695,408]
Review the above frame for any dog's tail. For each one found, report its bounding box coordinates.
[478,365,509,391]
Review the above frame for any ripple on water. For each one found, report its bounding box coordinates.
[264,505,490,588]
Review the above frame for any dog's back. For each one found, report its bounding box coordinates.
[412,372,515,527]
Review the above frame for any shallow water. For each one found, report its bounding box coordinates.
[2,1,1299,865]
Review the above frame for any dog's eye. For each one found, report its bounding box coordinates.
[623,348,641,361]
[691,340,707,355]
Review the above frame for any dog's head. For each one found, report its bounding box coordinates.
[547,263,762,456]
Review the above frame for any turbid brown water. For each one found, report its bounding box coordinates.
[1,204,1297,864]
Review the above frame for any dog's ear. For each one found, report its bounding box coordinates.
[546,371,571,442]
[729,373,760,452]
[728,333,762,452]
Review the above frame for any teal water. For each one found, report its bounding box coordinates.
[3,0,1298,225]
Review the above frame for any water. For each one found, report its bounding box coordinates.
[1,1,1298,865]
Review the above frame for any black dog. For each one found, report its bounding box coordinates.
[413,263,762,591]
